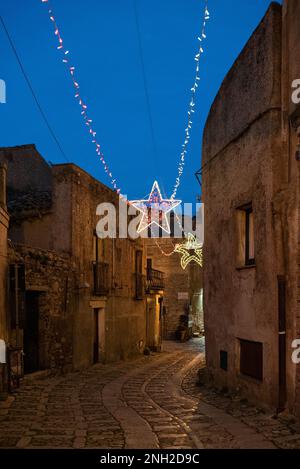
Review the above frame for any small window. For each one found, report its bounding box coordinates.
[236,203,255,267]
[93,233,104,263]
[135,250,143,274]
[240,339,263,381]
[135,250,143,300]
[9,264,26,329]
[220,350,228,371]
[245,206,255,265]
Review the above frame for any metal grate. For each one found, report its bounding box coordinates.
[146,268,165,291]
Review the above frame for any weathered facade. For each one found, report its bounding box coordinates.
[202,0,300,417]
[0,163,9,395]
[0,163,8,340]
[145,238,203,340]
[0,144,163,376]
[283,0,300,419]
[8,245,75,374]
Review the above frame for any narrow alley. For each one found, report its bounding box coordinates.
[2,0,300,460]
[1,339,300,450]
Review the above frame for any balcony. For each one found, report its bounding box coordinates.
[92,262,109,296]
[146,268,165,292]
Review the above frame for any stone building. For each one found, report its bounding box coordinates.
[145,237,203,340]
[0,144,163,376]
[0,163,9,395]
[202,0,300,417]
[189,261,204,334]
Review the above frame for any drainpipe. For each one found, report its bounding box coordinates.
[278,275,287,412]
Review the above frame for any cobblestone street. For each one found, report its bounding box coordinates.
[0,339,300,449]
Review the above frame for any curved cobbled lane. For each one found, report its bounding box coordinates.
[1,339,299,449]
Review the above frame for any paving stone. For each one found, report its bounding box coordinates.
[0,437,19,447]
[73,437,86,448]
[30,436,74,447]
[153,425,181,432]
[16,436,32,448]
[0,339,299,449]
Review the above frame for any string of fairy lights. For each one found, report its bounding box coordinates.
[40,0,120,194]
[171,0,209,201]
[154,0,209,257]
[40,0,209,262]
[40,0,209,200]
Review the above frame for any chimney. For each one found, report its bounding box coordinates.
[0,162,7,209]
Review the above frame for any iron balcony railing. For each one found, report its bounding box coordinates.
[92,262,109,296]
[146,268,165,292]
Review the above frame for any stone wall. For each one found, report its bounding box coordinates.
[0,146,162,371]
[282,0,300,418]
[145,238,203,340]
[202,3,283,409]
[9,244,75,373]
[0,206,8,341]
[189,263,204,333]
[52,163,149,365]
[203,2,282,163]
[0,164,9,396]
[0,145,52,198]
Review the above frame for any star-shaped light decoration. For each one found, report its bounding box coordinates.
[130,181,181,234]
[175,233,203,269]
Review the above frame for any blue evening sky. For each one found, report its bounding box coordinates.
[0,0,281,203]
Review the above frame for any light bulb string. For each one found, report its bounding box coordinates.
[171,0,210,200]
[157,0,209,256]
[154,238,177,256]
[40,0,210,211]
[40,0,120,194]
[41,0,207,254]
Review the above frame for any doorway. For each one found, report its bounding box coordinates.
[24,291,40,374]
[93,308,100,363]
[93,308,106,363]
[146,295,162,352]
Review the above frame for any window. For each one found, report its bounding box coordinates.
[9,263,26,329]
[240,339,263,381]
[220,350,228,371]
[245,206,255,265]
[236,203,255,267]
[136,250,143,274]
[147,258,152,272]
[92,234,108,295]
[93,233,104,262]
[135,250,143,300]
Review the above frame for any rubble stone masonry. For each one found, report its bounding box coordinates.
[202,3,283,409]
[202,0,300,418]
[8,244,75,372]
[0,145,151,373]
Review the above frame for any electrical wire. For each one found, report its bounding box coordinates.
[0,14,70,163]
[133,0,159,171]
